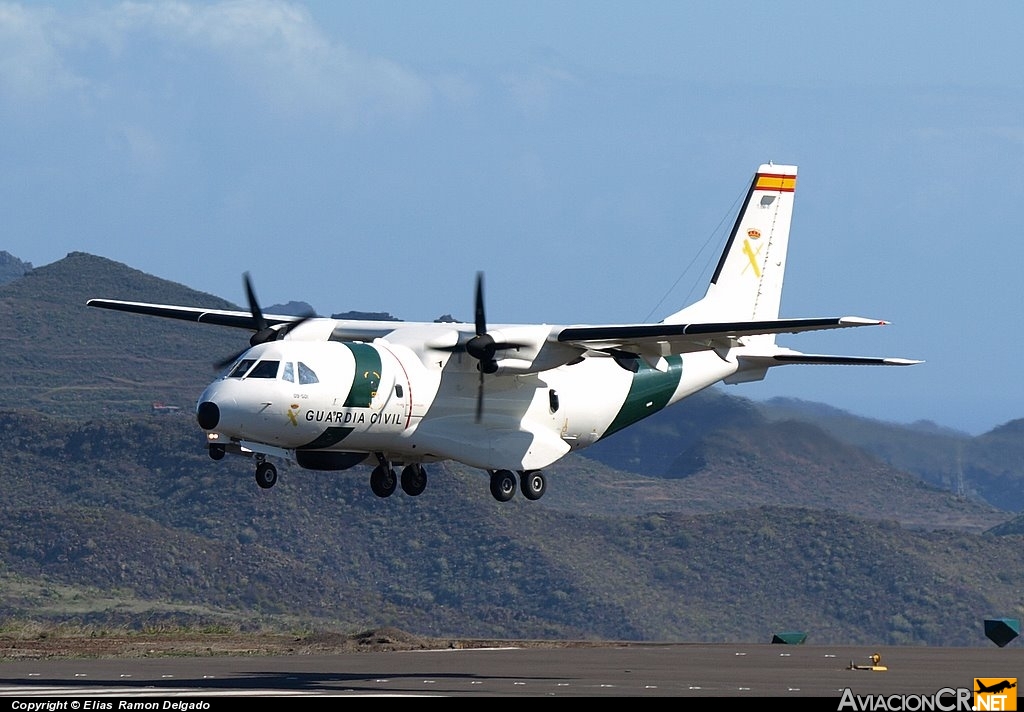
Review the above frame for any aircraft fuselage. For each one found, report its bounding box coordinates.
[197,332,738,473]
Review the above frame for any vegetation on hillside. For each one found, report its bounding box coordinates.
[1,253,1022,649]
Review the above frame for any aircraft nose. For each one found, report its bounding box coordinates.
[196,401,220,430]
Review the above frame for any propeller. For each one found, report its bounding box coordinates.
[465,273,500,374]
[214,272,315,370]
[463,272,527,421]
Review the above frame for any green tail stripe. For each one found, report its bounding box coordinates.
[299,426,354,450]
[343,343,382,408]
[600,356,683,440]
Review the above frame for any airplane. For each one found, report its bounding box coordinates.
[87,163,921,502]
[976,680,1017,694]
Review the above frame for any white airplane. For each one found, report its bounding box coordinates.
[88,163,920,502]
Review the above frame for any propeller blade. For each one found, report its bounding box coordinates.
[474,271,486,336]
[243,272,268,332]
[476,369,484,422]
[466,271,501,371]
[214,272,317,368]
[473,272,487,422]
[214,348,246,371]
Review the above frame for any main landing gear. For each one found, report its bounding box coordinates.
[370,453,428,498]
[489,469,546,502]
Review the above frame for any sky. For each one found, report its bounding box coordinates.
[2,1,1022,435]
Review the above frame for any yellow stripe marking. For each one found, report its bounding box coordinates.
[755,174,796,191]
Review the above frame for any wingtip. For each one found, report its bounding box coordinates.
[839,316,890,327]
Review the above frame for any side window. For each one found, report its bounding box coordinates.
[282,362,295,383]
[298,362,319,385]
[395,384,403,398]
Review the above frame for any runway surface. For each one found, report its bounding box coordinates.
[0,644,1020,698]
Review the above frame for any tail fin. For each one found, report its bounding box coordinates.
[666,163,798,329]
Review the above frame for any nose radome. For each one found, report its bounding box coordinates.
[196,401,220,430]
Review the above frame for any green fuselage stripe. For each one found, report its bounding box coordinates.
[344,342,382,408]
[600,355,683,440]
[298,343,382,449]
[300,426,354,450]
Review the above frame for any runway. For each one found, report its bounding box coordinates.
[0,644,1020,698]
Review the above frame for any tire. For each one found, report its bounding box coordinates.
[489,470,516,502]
[255,462,277,489]
[401,464,427,496]
[520,471,546,501]
[370,464,397,498]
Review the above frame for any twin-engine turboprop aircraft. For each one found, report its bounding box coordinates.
[88,163,920,502]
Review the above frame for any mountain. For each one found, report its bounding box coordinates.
[0,250,32,285]
[1,252,1022,646]
[0,252,239,418]
[752,397,1024,511]
[0,408,1020,646]
[581,391,1024,516]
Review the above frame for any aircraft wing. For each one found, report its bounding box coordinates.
[85,299,302,329]
[556,316,897,357]
[747,353,922,366]
[87,298,428,343]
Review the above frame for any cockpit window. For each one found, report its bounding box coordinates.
[227,359,257,378]
[282,362,295,383]
[298,361,319,385]
[247,360,280,379]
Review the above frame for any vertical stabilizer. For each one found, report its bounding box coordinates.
[666,164,797,327]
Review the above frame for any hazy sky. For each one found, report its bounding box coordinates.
[3,1,1022,435]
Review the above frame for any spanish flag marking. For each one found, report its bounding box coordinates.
[755,173,796,192]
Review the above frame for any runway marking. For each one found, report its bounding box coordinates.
[0,686,352,697]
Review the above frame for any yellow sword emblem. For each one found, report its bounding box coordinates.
[742,239,762,277]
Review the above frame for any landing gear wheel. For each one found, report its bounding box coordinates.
[208,444,225,461]
[370,464,397,498]
[255,461,278,489]
[520,470,546,501]
[490,469,517,502]
[401,464,427,496]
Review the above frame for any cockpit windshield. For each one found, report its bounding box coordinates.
[227,359,257,378]
[247,360,280,378]
[227,359,280,379]
[227,358,318,383]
